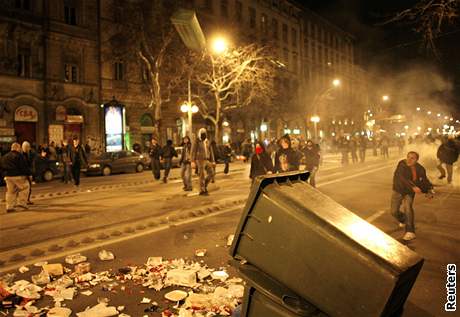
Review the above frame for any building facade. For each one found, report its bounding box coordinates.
[0,0,368,151]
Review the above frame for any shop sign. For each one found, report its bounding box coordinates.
[237,128,245,133]
[15,105,38,122]
[56,106,66,121]
[66,115,84,123]
[48,125,64,144]
[0,127,15,136]
[140,126,156,133]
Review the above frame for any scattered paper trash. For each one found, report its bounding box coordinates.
[227,234,235,246]
[75,262,91,274]
[47,307,72,317]
[76,303,118,317]
[166,269,197,287]
[195,249,207,257]
[31,271,51,285]
[43,264,64,276]
[165,290,188,302]
[140,297,152,304]
[34,261,48,267]
[146,257,162,266]
[98,250,115,261]
[65,253,87,265]
[18,266,29,274]
[81,290,93,296]
[211,270,229,282]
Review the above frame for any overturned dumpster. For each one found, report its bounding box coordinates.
[229,171,424,317]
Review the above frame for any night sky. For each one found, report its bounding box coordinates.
[304,0,460,111]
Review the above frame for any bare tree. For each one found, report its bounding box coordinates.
[103,0,188,137]
[193,44,275,142]
[383,0,459,56]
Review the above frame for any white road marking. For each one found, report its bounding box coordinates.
[317,162,394,188]
[366,210,387,223]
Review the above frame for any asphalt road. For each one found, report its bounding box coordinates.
[0,149,459,317]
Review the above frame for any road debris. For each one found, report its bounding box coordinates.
[65,254,87,265]
[98,250,115,261]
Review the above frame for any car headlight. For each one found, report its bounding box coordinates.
[139,155,144,159]
[89,163,100,168]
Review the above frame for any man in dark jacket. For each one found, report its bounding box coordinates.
[250,142,273,181]
[180,136,193,191]
[302,140,320,187]
[148,138,162,180]
[69,137,87,187]
[161,139,178,183]
[191,128,215,196]
[1,143,31,212]
[391,151,434,241]
[222,143,232,174]
[274,135,300,173]
[436,137,458,184]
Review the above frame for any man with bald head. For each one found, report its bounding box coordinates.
[0,142,31,212]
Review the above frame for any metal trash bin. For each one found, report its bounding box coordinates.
[230,171,424,317]
[232,260,327,317]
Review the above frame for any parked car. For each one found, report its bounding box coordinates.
[86,151,147,176]
[142,146,182,169]
[34,158,63,182]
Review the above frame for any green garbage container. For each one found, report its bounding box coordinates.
[232,260,326,317]
[230,171,424,317]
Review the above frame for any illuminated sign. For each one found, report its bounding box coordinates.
[104,105,125,152]
[15,105,38,122]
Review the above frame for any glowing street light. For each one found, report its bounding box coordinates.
[404,125,409,130]
[310,115,320,141]
[444,116,449,120]
[416,107,421,111]
[211,36,229,54]
[332,78,341,87]
[437,113,441,117]
[382,95,389,101]
[181,102,199,137]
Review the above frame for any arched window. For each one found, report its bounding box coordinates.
[140,113,154,127]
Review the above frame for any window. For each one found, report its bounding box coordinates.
[271,18,278,39]
[17,51,31,78]
[261,13,267,34]
[282,23,288,43]
[15,0,30,10]
[220,0,228,18]
[64,63,79,82]
[292,28,297,47]
[64,1,77,25]
[283,48,289,65]
[292,52,298,73]
[249,7,256,28]
[114,62,124,81]
[235,1,242,22]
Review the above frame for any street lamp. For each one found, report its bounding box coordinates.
[310,115,320,141]
[382,95,389,102]
[332,78,341,87]
[180,102,199,137]
[211,36,229,54]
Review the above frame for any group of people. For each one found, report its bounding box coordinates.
[0,137,87,212]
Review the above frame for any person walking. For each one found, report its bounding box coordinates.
[69,137,87,188]
[148,138,162,181]
[222,143,232,175]
[21,141,35,205]
[358,135,367,163]
[380,136,390,159]
[349,137,359,164]
[390,151,434,241]
[1,143,31,212]
[274,135,300,173]
[161,139,177,183]
[436,136,458,184]
[249,142,273,181]
[302,140,320,187]
[339,136,350,166]
[61,140,72,184]
[191,128,215,196]
[180,136,193,191]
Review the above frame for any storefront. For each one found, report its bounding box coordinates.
[48,106,84,144]
[140,113,155,150]
[14,105,38,144]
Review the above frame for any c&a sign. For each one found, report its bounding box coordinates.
[14,105,38,122]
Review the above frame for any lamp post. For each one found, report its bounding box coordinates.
[180,79,199,138]
[310,115,320,141]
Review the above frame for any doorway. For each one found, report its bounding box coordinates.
[14,122,36,144]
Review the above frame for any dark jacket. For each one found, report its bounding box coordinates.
[250,152,274,179]
[302,146,320,168]
[70,144,88,166]
[437,141,458,164]
[180,143,192,164]
[149,144,162,160]
[393,160,433,196]
[274,148,300,173]
[161,145,178,160]
[0,150,32,177]
[222,145,232,162]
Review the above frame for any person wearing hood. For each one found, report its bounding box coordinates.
[161,139,178,183]
[180,136,193,191]
[302,139,320,187]
[191,128,215,196]
[148,138,162,180]
[274,135,300,173]
[250,142,273,181]
[436,136,458,184]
